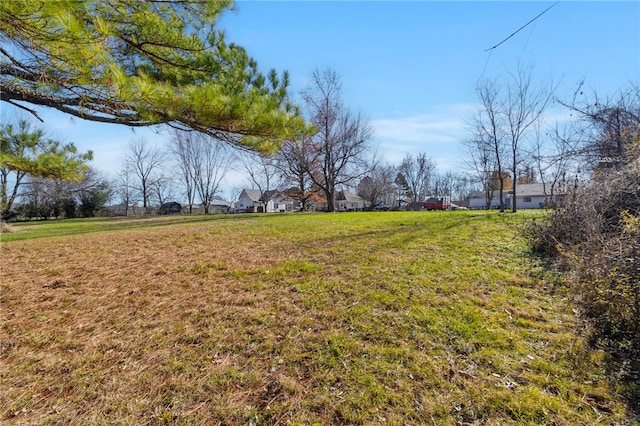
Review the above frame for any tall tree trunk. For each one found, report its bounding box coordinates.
[326,187,335,212]
[511,165,517,213]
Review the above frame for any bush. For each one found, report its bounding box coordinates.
[1,209,18,222]
[526,159,640,373]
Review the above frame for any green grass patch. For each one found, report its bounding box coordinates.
[0,210,634,424]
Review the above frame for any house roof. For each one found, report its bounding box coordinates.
[336,189,363,202]
[241,189,262,202]
[467,190,486,199]
[240,189,295,203]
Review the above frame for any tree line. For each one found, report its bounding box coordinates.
[2,66,478,219]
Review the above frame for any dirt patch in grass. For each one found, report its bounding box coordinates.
[0,212,634,424]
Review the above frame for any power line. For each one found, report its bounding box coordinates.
[485,2,559,52]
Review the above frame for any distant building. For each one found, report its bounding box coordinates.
[235,189,297,213]
[466,183,567,210]
[160,201,183,215]
[314,190,366,212]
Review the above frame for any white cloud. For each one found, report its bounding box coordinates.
[370,104,475,167]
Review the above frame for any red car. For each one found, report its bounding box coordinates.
[423,196,451,210]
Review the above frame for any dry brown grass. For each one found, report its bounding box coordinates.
[0,212,634,425]
[0,222,14,234]
[1,223,308,424]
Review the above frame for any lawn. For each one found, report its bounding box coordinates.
[0,211,634,424]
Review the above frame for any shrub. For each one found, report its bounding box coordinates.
[526,158,640,374]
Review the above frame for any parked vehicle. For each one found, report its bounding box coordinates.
[423,196,451,210]
[372,203,390,211]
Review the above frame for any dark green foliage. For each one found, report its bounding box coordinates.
[78,185,111,218]
[61,198,77,219]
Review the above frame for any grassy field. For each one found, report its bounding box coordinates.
[0,211,634,425]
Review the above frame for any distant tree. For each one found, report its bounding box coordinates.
[472,66,553,212]
[240,151,282,213]
[1,117,92,217]
[463,126,498,209]
[434,170,458,198]
[471,79,508,211]
[151,175,177,211]
[125,139,165,209]
[394,172,410,208]
[61,197,77,219]
[191,135,235,214]
[450,173,480,201]
[560,82,640,174]
[502,66,554,212]
[113,164,140,216]
[275,138,317,211]
[301,68,373,212]
[397,153,436,210]
[170,131,198,214]
[1,0,306,153]
[78,180,112,218]
[357,162,396,209]
[528,122,576,207]
[32,176,76,219]
[17,177,50,219]
[19,168,112,219]
[170,130,235,214]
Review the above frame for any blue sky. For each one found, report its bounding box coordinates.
[2,1,639,193]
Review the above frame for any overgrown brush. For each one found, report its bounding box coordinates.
[0,221,14,234]
[526,158,640,405]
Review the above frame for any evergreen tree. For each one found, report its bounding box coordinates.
[1,0,306,153]
[1,119,92,213]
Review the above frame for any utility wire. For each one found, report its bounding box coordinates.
[485,2,559,52]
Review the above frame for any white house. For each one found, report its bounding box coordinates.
[467,183,566,210]
[235,189,262,213]
[261,190,297,213]
[336,190,366,211]
[235,189,297,213]
[311,189,366,211]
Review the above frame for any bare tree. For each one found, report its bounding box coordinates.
[530,121,576,207]
[559,81,640,173]
[450,172,480,201]
[170,131,234,214]
[240,151,282,212]
[397,153,437,210]
[152,175,177,209]
[113,164,140,216]
[170,130,197,213]
[434,170,458,199]
[471,66,553,212]
[125,138,165,209]
[275,137,317,211]
[463,124,499,209]
[357,161,396,209]
[194,134,235,214]
[301,68,373,212]
[503,66,554,212]
[472,78,508,211]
